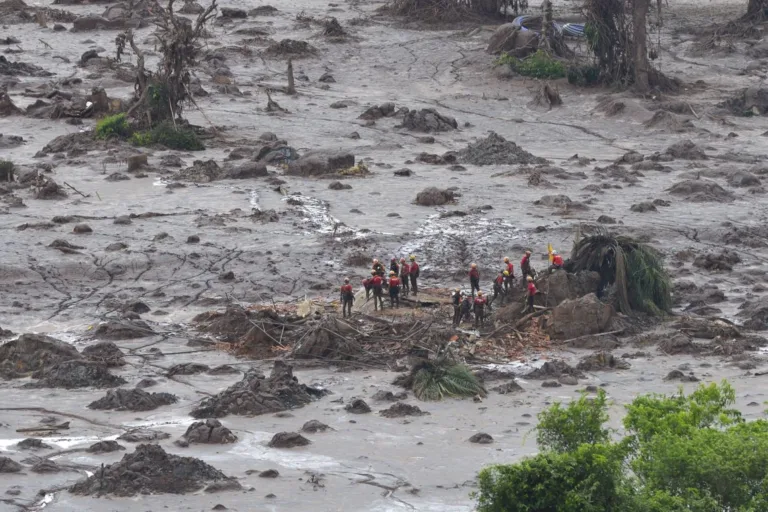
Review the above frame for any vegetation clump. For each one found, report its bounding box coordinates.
[496,50,566,79]
[131,122,204,151]
[476,382,768,512]
[406,357,486,401]
[95,113,131,140]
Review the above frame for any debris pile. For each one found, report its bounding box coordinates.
[456,132,546,166]
[380,402,429,418]
[0,333,81,378]
[28,360,127,389]
[667,179,734,202]
[88,388,178,411]
[399,108,457,132]
[415,187,457,206]
[176,419,237,446]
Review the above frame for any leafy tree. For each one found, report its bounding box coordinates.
[536,389,611,453]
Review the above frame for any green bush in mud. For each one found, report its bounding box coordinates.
[131,122,204,151]
[496,50,566,80]
[567,65,601,86]
[475,382,768,512]
[95,113,131,140]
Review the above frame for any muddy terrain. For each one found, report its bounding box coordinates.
[2,0,768,510]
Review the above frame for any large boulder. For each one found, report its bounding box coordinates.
[536,270,600,306]
[550,293,614,340]
[0,333,81,378]
[285,151,354,177]
[486,23,539,57]
[738,297,768,330]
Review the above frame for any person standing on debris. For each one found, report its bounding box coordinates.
[399,257,410,297]
[372,258,385,277]
[492,272,505,306]
[388,271,401,308]
[390,258,400,276]
[526,275,538,313]
[451,288,462,326]
[371,272,384,311]
[409,255,420,295]
[473,291,487,327]
[469,263,480,298]
[503,257,515,292]
[521,250,535,284]
[549,250,564,272]
[362,271,375,300]
[340,278,354,318]
[460,293,472,324]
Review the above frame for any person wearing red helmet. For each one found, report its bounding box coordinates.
[526,276,538,313]
[473,291,487,327]
[469,263,480,298]
[371,272,384,311]
[388,271,401,308]
[503,256,515,292]
[340,278,354,317]
[409,255,420,295]
[399,257,410,297]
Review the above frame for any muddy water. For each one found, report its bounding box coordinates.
[2,0,768,509]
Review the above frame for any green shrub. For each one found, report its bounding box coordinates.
[130,131,153,147]
[496,50,566,79]
[537,389,611,453]
[131,122,204,151]
[95,113,131,139]
[567,65,601,86]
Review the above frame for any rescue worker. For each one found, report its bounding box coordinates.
[372,258,385,277]
[362,271,375,300]
[390,258,400,276]
[371,272,384,311]
[469,263,480,297]
[526,275,538,313]
[492,272,505,306]
[388,271,401,308]
[399,257,410,297]
[409,255,420,295]
[521,250,535,284]
[549,250,564,272]
[340,278,354,318]
[451,288,462,326]
[503,257,515,292]
[460,293,472,324]
[473,291,487,327]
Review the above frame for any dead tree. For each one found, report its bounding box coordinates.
[116,0,217,127]
[745,0,767,20]
[632,0,650,92]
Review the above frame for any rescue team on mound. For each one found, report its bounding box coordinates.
[339,250,566,326]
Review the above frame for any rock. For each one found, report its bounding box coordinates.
[371,390,408,401]
[738,297,768,330]
[630,202,657,213]
[81,341,125,367]
[179,1,204,14]
[70,444,236,496]
[166,363,210,376]
[117,428,171,443]
[267,432,310,448]
[286,151,354,177]
[468,433,493,444]
[0,457,22,473]
[135,378,158,389]
[664,140,707,160]
[577,351,631,371]
[88,388,177,411]
[491,381,524,394]
[87,440,125,453]
[457,132,545,166]
[328,181,352,190]
[526,360,585,380]
[93,320,153,340]
[693,250,741,271]
[191,361,325,418]
[73,223,92,234]
[399,108,457,133]
[394,168,412,177]
[259,469,279,478]
[536,270,600,308]
[359,102,397,120]
[17,438,52,450]
[32,460,62,473]
[114,215,132,225]
[223,161,268,179]
[664,369,699,382]
[596,215,617,224]
[380,402,429,418]
[220,7,246,18]
[542,380,562,388]
[106,242,127,251]
[0,333,81,378]
[26,360,126,389]
[668,179,734,202]
[415,187,456,206]
[178,419,237,445]
[550,294,614,340]
[127,154,147,171]
[345,398,371,414]
[301,420,332,433]
[187,234,200,244]
[208,364,239,375]
[218,271,235,281]
[319,72,335,83]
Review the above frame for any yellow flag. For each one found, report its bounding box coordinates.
[548,243,554,263]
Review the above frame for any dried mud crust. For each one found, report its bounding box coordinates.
[69,444,241,496]
[190,361,326,418]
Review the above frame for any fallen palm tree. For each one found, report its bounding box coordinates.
[566,229,671,316]
[395,353,486,401]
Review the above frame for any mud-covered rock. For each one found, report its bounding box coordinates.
[415,187,456,206]
[263,39,317,58]
[17,438,52,450]
[117,428,171,443]
[728,170,761,187]
[208,364,240,375]
[536,270,600,307]
[664,140,707,160]
[359,102,396,120]
[87,440,125,453]
[456,132,545,166]
[672,317,740,341]
[380,402,429,418]
[81,341,125,367]
[220,7,246,18]
[69,444,238,496]
[166,363,210,376]
[0,456,22,473]
[658,332,705,355]
[371,390,408,401]
[301,420,332,433]
[630,202,657,213]
[469,433,493,444]
[738,297,768,330]
[267,432,310,448]
[93,320,153,340]
[399,108,457,133]
[577,351,630,371]
[88,388,178,411]
[190,361,324,418]
[668,179,734,202]
[664,369,699,382]
[177,419,237,446]
[486,23,538,56]
[597,215,617,224]
[550,293,614,340]
[492,380,524,394]
[32,459,62,473]
[693,250,741,271]
[28,360,127,389]
[286,151,354,177]
[345,398,371,414]
[526,359,585,380]
[0,333,81,378]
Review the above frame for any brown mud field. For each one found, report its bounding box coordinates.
[3,0,768,510]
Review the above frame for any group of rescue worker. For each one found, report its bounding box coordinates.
[339,255,421,316]
[338,249,566,325]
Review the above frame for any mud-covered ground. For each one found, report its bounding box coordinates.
[2,0,768,509]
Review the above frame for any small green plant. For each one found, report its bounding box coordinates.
[537,389,612,453]
[411,359,486,401]
[130,131,153,147]
[95,113,131,139]
[130,122,204,151]
[496,50,566,79]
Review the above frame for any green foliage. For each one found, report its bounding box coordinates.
[95,113,131,139]
[411,359,486,401]
[130,122,204,151]
[537,389,611,453]
[567,65,601,86]
[496,50,566,79]
[475,382,768,512]
[567,229,671,315]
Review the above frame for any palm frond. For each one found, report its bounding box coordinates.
[412,359,486,401]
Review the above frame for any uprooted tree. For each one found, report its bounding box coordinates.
[116,0,217,128]
[745,0,767,20]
